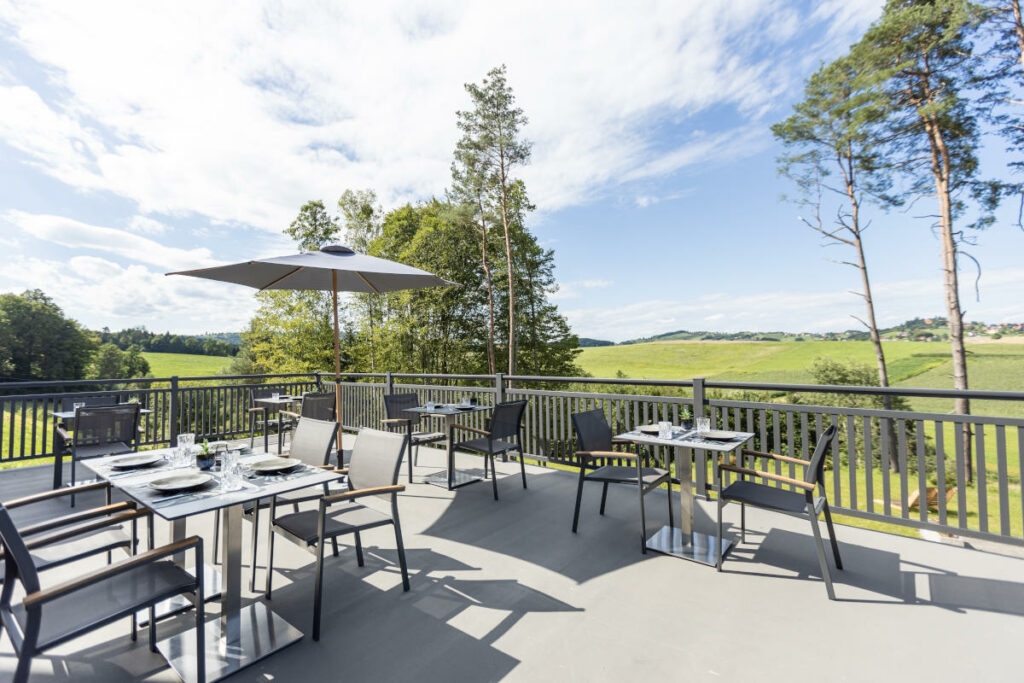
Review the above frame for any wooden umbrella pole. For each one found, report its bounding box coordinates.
[332,271,343,459]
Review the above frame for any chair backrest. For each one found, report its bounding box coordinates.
[301,392,336,421]
[289,417,339,467]
[489,400,527,440]
[347,428,407,497]
[0,504,41,633]
[805,424,839,487]
[74,404,140,448]
[61,394,118,413]
[571,409,613,453]
[383,393,422,426]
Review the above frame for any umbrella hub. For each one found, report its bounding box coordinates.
[320,244,355,254]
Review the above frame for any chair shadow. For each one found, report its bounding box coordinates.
[723,527,1024,616]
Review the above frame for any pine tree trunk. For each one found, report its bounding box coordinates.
[926,117,973,484]
[498,150,516,376]
[477,200,497,374]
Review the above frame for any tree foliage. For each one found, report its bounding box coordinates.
[0,290,93,382]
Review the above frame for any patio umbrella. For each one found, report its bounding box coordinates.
[167,244,456,441]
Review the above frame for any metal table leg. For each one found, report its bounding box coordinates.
[645,446,731,565]
[424,413,482,490]
[156,504,303,682]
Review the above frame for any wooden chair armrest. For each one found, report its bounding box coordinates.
[280,410,300,419]
[381,418,410,425]
[578,450,638,459]
[23,535,202,608]
[315,464,336,469]
[56,425,73,441]
[20,501,136,537]
[719,464,814,490]
[742,449,810,467]
[334,468,349,475]
[25,508,151,550]
[5,481,109,509]
[453,425,489,436]
[248,407,266,413]
[324,484,404,504]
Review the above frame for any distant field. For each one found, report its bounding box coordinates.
[577,340,1024,416]
[142,352,233,377]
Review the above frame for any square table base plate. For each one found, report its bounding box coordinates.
[645,525,732,566]
[157,602,302,683]
[138,564,222,626]
[423,469,482,490]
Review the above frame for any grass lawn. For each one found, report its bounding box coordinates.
[142,352,233,377]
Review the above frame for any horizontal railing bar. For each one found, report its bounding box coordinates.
[708,398,1024,426]
[704,380,1024,401]
[509,375,695,388]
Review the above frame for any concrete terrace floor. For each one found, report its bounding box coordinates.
[2,438,1024,682]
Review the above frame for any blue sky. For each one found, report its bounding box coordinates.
[1,0,1022,342]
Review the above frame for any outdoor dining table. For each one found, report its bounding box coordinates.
[253,394,300,454]
[84,446,342,682]
[615,426,754,566]
[405,403,493,490]
[49,407,154,489]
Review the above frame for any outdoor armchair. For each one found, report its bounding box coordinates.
[247,387,293,452]
[451,400,528,501]
[265,427,410,641]
[58,404,141,506]
[381,392,445,483]
[214,416,341,592]
[0,503,206,683]
[715,424,843,599]
[279,391,336,451]
[570,409,671,553]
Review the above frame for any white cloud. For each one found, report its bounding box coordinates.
[549,278,612,300]
[6,210,219,271]
[0,1,878,230]
[564,267,1024,341]
[129,215,169,235]
[0,255,256,332]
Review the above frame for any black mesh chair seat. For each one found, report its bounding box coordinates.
[12,560,195,649]
[273,505,393,546]
[455,437,519,456]
[71,441,133,459]
[721,480,826,515]
[587,465,669,486]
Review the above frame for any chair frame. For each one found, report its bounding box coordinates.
[451,400,529,501]
[714,424,843,599]
[380,393,446,484]
[265,428,410,641]
[570,409,672,553]
[0,505,205,683]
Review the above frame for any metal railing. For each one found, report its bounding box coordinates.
[3,370,1023,547]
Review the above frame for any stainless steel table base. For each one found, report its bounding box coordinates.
[646,525,732,566]
[156,602,303,683]
[137,564,222,626]
[424,469,481,489]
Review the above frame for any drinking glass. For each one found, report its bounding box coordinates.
[658,421,672,438]
[695,417,711,435]
[176,433,195,466]
[73,401,86,413]
[460,397,470,407]
[220,450,243,491]
[271,392,280,401]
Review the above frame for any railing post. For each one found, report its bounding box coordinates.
[495,373,506,404]
[314,371,323,390]
[692,377,706,419]
[169,375,180,445]
[385,371,394,395]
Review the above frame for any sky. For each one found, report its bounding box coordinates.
[1,0,1022,343]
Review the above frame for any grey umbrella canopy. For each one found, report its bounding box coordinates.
[168,244,456,438]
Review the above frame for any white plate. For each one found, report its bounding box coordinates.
[148,472,213,493]
[638,424,661,434]
[698,430,736,441]
[110,453,164,469]
[250,457,302,474]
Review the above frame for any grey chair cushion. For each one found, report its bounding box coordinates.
[454,437,518,455]
[13,560,195,649]
[585,465,669,485]
[73,442,133,459]
[273,504,392,545]
[411,431,445,444]
[30,529,132,571]
[721,480,820,514]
